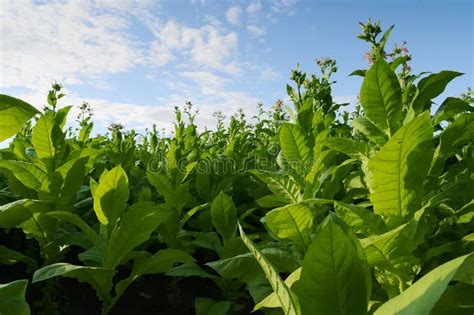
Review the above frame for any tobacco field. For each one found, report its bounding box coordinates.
[0,21,473,315]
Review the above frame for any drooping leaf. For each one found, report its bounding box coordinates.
[412,71,463,113]
[210,192,237,243]
[321,137,371,160]
[32,263,114,302]
[0,160,48,191]
[0,94,39,142]
[249,170,302,204]
[360,58,403,136]
[375,253,474,315]
[430,113,474,175]
[368,112,433,222]
[265,203,314,252]
[0,199,50,228]
[239,224,300,315]
[254,268,301,311]
[351,117,388,147]
[91,165,129,227]
[433,97,473,125]
[115,249,194,298]
[0,245,37,271]
[334,201,387,236]
[293,214,371,315]
[0,279,30,315]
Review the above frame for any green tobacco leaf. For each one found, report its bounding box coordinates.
[207,247,299,283]
[31,114,65,171]
[0,279,30,315]
[32,263,114,302]
[280,123,311,174]
[249,170,302,204]
[351,117,388,147]
[254,268,301,311]
[431,282,474,315]
[0,245,38,272]
[0,199,50,228]
[433,97,473,125]
[375,253,474,315]
[0,94,39,142]
[166,262,217,278]
[105,202,172,268]
[54,106,72,129]
[334,201,386,236]
[45,211,103,251]
[293,214,370,315]
[321,137,371,160]
[239,224,301,315]
[360,58,403,136]
[39,156,89,208]
[265,203,314,252]
[368,113,433,222]
[412,71,463,113]
[195,298,231,315]
[92,165,129,227]
[211,192,237,243]
[0,160,48,191]
[431,113,474,175]
[115,249,194,298]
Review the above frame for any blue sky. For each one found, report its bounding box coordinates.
[0,0,472,135]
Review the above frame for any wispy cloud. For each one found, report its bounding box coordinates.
[246,24,266,38]
[246,0,262,14]
[225,6,242,26]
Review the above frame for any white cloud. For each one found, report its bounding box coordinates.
[260,66,281,81]
[0,0,152,90]
[271,0,297,13]
[246,0,262,14]
[147,20,241,74]
[225,6,242,26]
[246,24,266,38]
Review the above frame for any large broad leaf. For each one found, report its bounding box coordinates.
[293,214,371,315]
[0,245,38,271]
[433,97,473,125]
[430,113,474,175]
[207,247,299,283]
[39,156,89,208]
[334,201,386,236]
[360,58,403,136]
[412,71,463,113]
[254,268,302,311]
[250,170,302,204]
[239,224,301,315]
[351,117,388,147]
[0,94,39,142]
[104,201,172,268]
[210,192,237,243]
[0,199,50,228]
[31,114,65,171]
[321,137,371,160]
[32,263,114,302]
[368,113,433,222]
[279,123,311,174]
[265,203,314,253]
[0,279,30,315]
[91,165,129,227]
[115,249,194,298]
[0,160,48,191]
[374,253,474,315]
[45,211,103,251]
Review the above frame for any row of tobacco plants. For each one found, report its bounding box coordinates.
[1,21,473,315]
